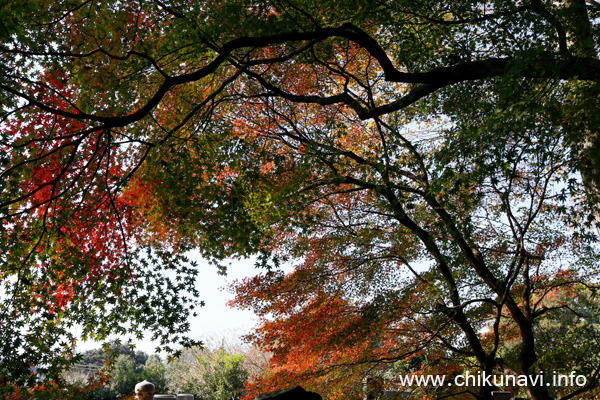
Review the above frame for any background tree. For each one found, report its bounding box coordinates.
[167,344,257,400]
[195,350,248,400]
[65,346,167,400]
[494,284,600,399]
[2,1,600,399]
[69,342,149,376]
[64,342,149,400]
[109,355,141,399]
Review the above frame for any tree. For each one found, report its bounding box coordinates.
[167,346,249,400]
[142,355,168,395]
[2,1,600,399]
[64,342,149,399]
[496,284,600,399]
[108,353,167,398]
[195,350,249,400]
[67,342,150,377]
[109,355,140,398]
[66,348,167,400]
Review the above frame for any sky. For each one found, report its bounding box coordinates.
[77,254,261,353]
[184,256,259,344]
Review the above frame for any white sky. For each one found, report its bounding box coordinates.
[184,255,260,345]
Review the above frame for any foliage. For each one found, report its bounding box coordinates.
[195,350,249,400]
[167,346,250,400]
[495,284,600,399]
[142,355,168,395]
[66,343,254,400]
[225,91,600,400]
[65,346,166,400]
[109,355,141,398]
[2,1,600,400]
[68,342,150,376]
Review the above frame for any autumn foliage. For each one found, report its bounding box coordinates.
[3,1,600,400]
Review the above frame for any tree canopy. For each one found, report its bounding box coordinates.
[2,1,600,399]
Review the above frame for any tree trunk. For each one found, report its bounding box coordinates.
[551,0,600,234]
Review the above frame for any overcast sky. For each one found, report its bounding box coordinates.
[185,255,259,345]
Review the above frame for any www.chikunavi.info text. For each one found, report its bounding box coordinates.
[397,371,587,387]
